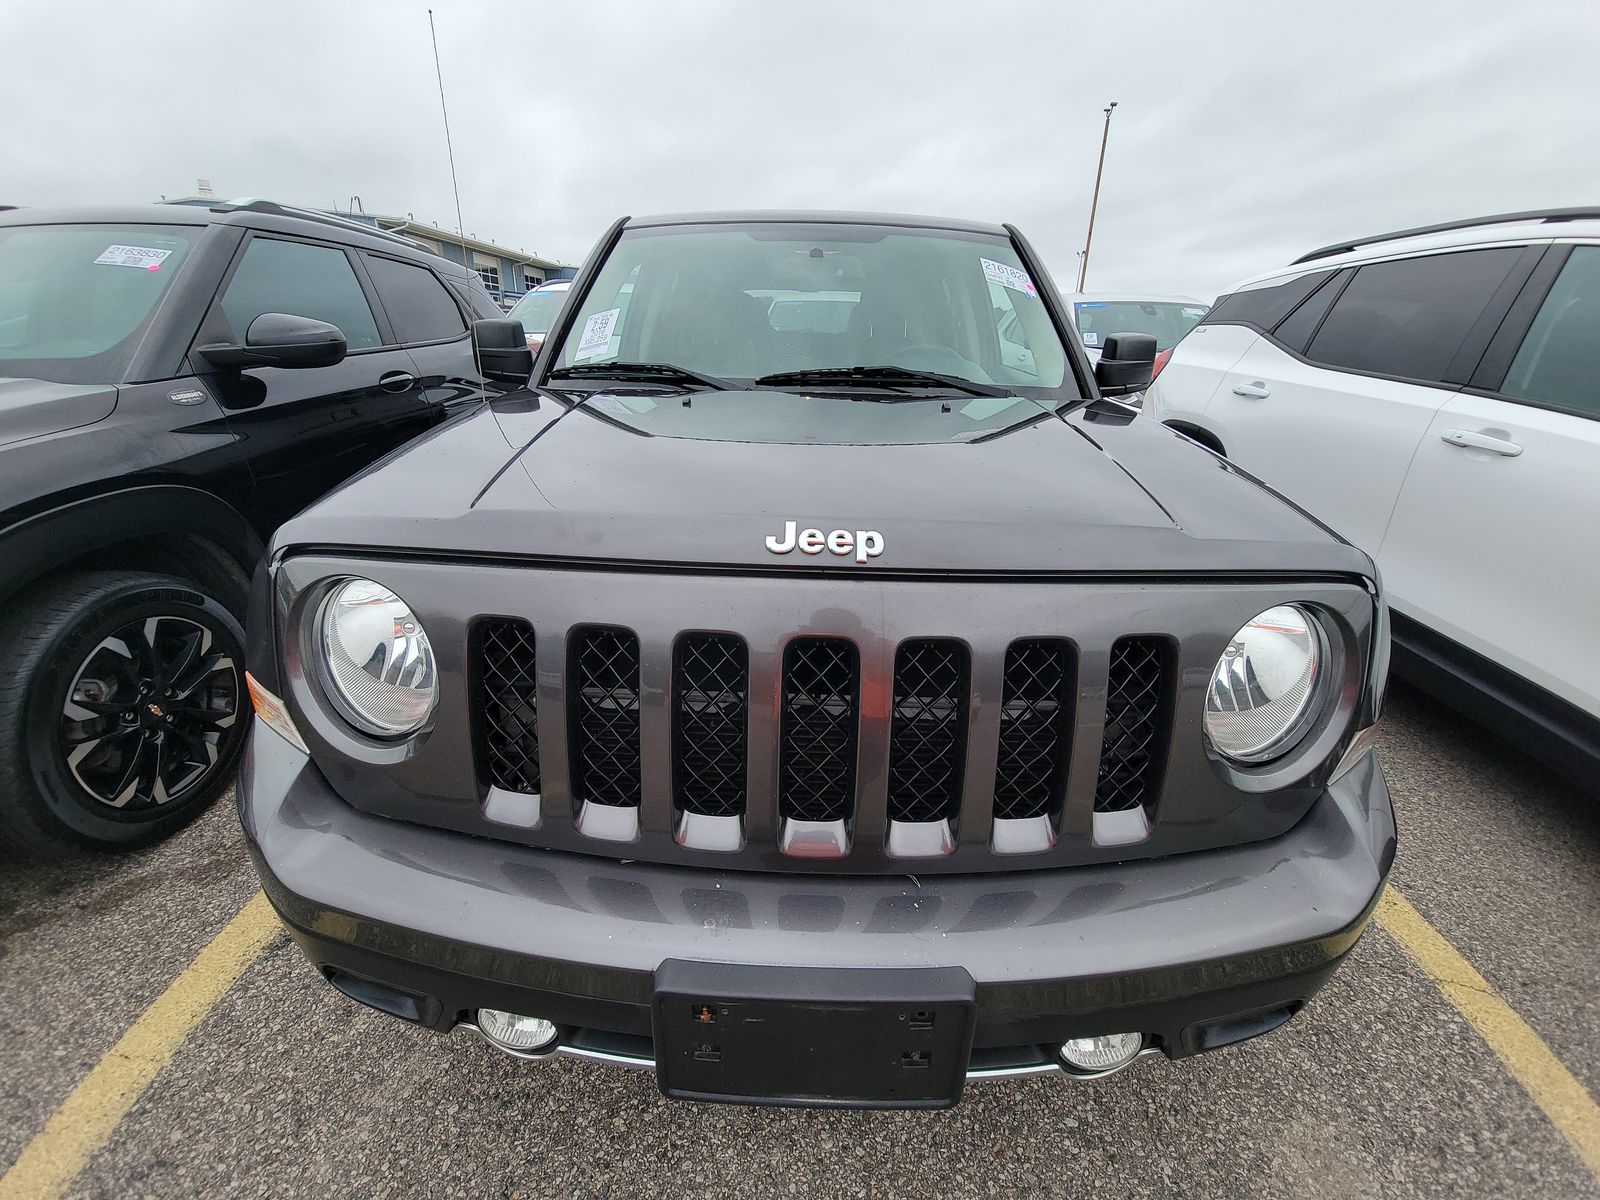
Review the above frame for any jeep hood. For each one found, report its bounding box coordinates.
[0,376,118,449]
[277,393,1373,577]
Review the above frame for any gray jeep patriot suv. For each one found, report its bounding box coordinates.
[239,212,1395,1109]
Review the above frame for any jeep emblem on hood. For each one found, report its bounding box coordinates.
[765,520,884,564]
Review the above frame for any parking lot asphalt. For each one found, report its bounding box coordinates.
[1,681,1596,1200]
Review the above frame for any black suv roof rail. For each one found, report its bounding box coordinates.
[209,198,429,252]
[1292,207,1600,265]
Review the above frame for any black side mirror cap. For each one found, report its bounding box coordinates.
[198,312,348,371]
[1093,332,1158,397]
[473,318,534,384]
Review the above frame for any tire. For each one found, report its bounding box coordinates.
[0,571,249,857]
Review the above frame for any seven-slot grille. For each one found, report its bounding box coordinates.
[569,627,642,808]
[1094,637,1170,814]
[778,637,860,823]
[887,640,968,824]
[673,633,749,818]
[477,619,541,795]
[993,639,1075,822]
[472,626,1175,849]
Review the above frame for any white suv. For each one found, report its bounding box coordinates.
[1144,208,1600,786]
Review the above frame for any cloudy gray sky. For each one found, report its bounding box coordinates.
[3,0,1593,298]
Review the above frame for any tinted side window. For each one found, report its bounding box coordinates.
[221,238,381,350]
[450,276,505,321]
[1499,246,1600,418]
[1272,269,1350,353]
[365,255,467,344]
[1202,271,1332,332]
[1305,248,1520,384]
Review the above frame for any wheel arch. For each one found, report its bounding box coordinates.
[0,486,264,612]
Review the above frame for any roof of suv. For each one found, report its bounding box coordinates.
[0,200,474,280]
[627,210,1012,236]
[1233,206,1600,293]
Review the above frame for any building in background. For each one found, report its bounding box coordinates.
[164,181,575,305]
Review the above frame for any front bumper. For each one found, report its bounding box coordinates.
[240,720,1395,1093]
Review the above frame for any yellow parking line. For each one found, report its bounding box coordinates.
[1376,886,1600,1179]
[0,892,280,1200]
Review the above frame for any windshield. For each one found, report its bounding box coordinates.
[1072,300,1208,351]
[550,223,1074,396]
[506,286,569,333]
[0,223,200,384]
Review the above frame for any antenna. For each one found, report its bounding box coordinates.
[1076,101,1117,292]
[428,9,490,384]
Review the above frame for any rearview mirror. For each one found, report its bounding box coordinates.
[198,312,347,370]
[1093,332,1158,397]
[473,318,534,384]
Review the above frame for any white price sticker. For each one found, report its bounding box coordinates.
[980,257,1037,297]
[574,307,620,359]
[1081,331,1100,346]
[94,244,173,271]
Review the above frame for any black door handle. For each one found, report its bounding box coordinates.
[379,371,418,393]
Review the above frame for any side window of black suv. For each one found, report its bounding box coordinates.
[219,236,383,348]
[364,254,467,345]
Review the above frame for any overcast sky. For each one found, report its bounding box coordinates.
[3,0,1594,299]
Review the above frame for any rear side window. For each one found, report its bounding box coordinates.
[1304,248,1521,384]
[1498,246,1600,419]
[365,255,466,344]
[220,238,381,350]
[1202,271,1332,333]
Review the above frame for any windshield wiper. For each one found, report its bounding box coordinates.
[546,361,736,391]
[753,366,1015,399]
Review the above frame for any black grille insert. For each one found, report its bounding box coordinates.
[478,619,541,795]
[778,637,859,824]
[887,640,968,824]
[673,633,749,818]
[993,639,1074,822]
[569,627,642,808]
[1095,637,1170,814]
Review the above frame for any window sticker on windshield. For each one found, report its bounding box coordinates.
[960,397,1027,421]
[585,394,658,417]
[980,258,1037,298]
[574,307,620,359]
[1082,331,1101,346]
[94,244,173,271]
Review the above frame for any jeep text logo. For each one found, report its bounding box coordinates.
[764,520,884,564]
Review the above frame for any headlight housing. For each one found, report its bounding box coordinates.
[317,578,437,737]
[1205,604,1325,764]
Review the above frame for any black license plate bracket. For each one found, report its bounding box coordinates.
[652,960,976,1108]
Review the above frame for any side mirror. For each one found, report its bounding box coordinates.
[473,318,534,384]
[198,313,347,370]
[1093,332,1158,397]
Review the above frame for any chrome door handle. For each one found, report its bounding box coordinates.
[379,371,418,393]
[1231,382,1270,399]
[1441,429,1522,457]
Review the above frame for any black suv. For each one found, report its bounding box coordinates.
[0,200,510,856]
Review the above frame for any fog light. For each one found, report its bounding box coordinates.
[1059,1032,1144,1074]
[476,1009,559,1053]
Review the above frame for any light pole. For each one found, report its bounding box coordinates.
[1076,101,1117,292]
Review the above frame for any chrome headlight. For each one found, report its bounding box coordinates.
[317,578,437,737]
[1205,604,1325,763]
